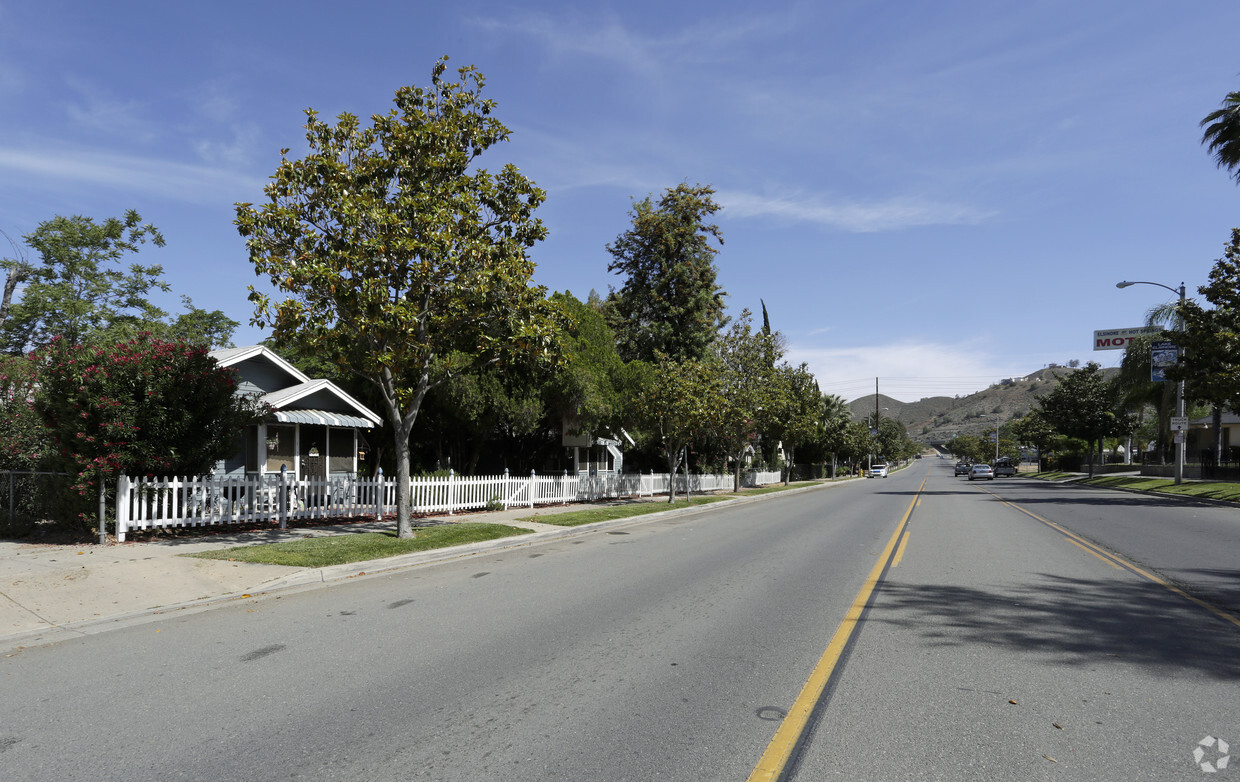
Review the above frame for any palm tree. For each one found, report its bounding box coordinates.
[1202,90,1240,181]
[818,393,852,476]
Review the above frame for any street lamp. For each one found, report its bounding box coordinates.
[1116,280,1186,485]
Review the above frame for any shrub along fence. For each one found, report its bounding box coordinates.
[115,469,781,542]
[1,470,70,536]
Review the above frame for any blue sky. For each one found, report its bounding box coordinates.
[2,0,1238,402]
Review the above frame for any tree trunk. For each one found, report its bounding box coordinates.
[666,446,681,503]
[395,424,414,537]
[1213,407,1225,467]
[0,264,26,330]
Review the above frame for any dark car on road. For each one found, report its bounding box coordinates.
[954,461,971,476]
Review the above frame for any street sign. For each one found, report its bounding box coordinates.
[1151,340,1178,382]
[1093,326,1161,350]
[1170,416,1189,431]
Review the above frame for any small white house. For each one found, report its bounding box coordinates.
[561,413,625,475]
[210,346,382,480]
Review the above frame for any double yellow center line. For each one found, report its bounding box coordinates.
[747,479,925,782]
[749,476,1240,781]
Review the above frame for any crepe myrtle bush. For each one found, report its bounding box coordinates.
[30,334,267,533]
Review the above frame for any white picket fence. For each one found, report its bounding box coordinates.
[114,469,780,541]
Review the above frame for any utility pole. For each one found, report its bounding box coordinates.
[869,378,879,472]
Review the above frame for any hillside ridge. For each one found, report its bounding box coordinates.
[846,366,1114,443]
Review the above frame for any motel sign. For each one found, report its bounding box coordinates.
[1093,326,1161,350]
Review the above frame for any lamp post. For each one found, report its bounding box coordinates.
[1116,280,1186,485]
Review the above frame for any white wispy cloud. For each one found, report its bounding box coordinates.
[717,190,996,232]
[63,78,158,142]
[470,9,789,73]
[189,79,264,168]
[194,124,262,168]
[0,145,267,203]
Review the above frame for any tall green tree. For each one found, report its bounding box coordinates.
[769,362,821,484]
[712,310,780,491]
[1164,228,1240,464]
[3,211,165,351]
[1010,409,1057,468]
[814,393,853,476]
[236,58,562,537]
[605,183,728,363]
[1202,90,1240,182]
[0,353,45,471]
[547,291,632,445]
[633,355,723,502]
[1036,363,1131,476]
[2,214,236,352]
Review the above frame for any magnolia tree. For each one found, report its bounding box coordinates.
[635,356,723,502]
[236,59,561,538]
[31,335,264,534]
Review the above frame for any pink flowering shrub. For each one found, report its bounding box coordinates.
[31,334,267,533]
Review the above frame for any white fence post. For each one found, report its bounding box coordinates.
[448,469,455,516]
[374,467,384,520]
[115,474,131,543]
[502,468,510,510]
[279,466,288,529]
[529,469,536,509]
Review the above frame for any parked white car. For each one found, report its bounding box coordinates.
[868,463,889,478]
[968,464,994,481]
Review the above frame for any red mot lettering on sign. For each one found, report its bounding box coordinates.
[1094,326,1161,351]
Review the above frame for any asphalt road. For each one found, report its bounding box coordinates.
[3,461,1238,780]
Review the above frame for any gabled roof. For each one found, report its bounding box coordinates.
[210,346,382,428]
[209,345,311,384]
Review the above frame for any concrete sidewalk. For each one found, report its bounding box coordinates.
[1,488,827,653]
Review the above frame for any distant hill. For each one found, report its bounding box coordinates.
[845,366,1117,443]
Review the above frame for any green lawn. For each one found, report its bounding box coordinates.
[180,482,831,565]
[741,480,822,495]
[521,496,729,526]
[521,481,825,527]
[183,523,534,567]
[1081,475,1240,503]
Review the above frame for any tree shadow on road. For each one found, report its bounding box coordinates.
[870,573,1240,680]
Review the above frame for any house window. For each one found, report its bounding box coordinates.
[245,427,259,473]
[266,425,295,473]
[328,427,354,473]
